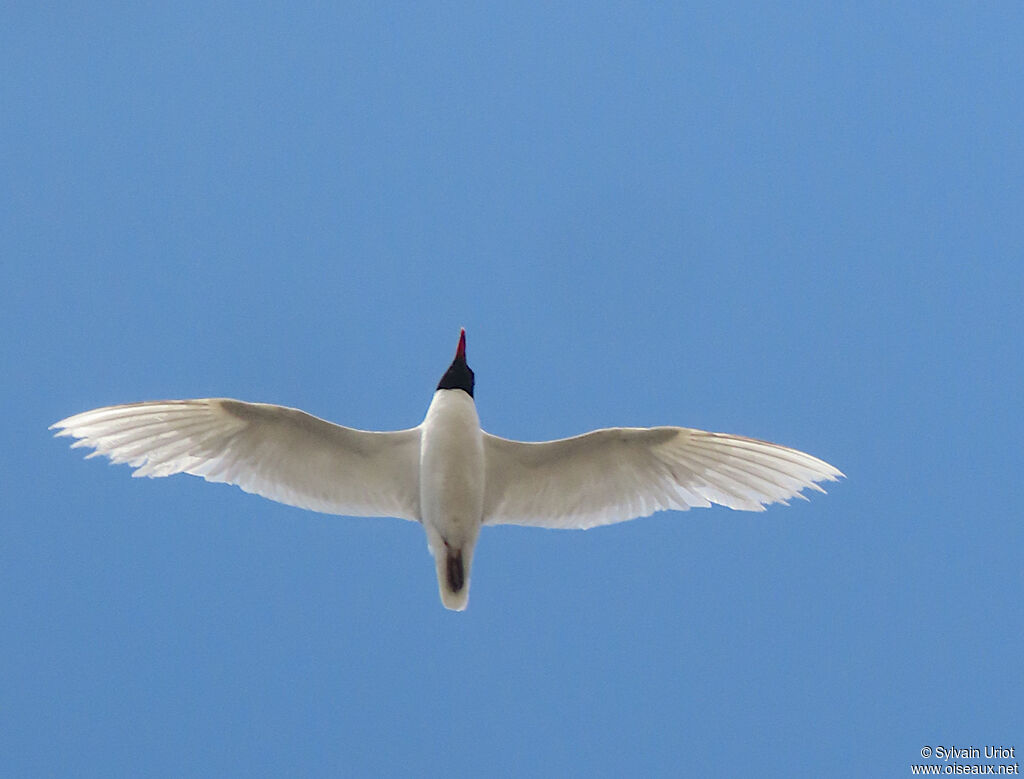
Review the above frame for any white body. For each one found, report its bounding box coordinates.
[52,338,843,611]
[419,390,484,609]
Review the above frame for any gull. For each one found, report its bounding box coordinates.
[52,329,843,611]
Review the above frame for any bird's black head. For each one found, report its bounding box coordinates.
[436,328,475,397]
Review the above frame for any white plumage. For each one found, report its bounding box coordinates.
[52,330,842,610]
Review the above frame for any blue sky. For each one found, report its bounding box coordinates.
[3,3,1021,776]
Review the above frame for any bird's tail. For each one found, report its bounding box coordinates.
[435,546,472,611]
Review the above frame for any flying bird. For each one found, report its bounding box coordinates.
[52,329,843,610]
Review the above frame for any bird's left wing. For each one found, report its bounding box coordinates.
[52,399,421,520]
[482,426,842,529]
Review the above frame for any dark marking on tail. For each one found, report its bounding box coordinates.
[446,549,465,593]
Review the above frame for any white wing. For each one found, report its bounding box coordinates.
[52,399,421,520]
[483,426,842,529]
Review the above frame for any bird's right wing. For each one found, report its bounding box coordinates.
[52,399,422,520]
[482,426,842,529]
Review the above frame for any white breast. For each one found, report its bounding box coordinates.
[419,389,485,550]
